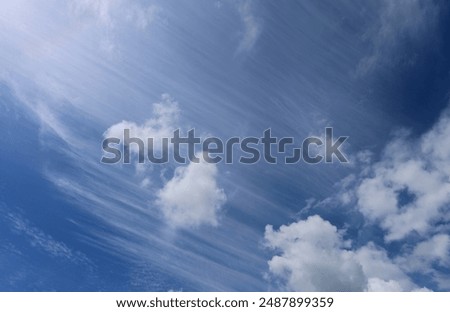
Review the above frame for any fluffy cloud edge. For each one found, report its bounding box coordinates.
[264,215,428,292]
[264,108,450,291]
[156,154,227,229]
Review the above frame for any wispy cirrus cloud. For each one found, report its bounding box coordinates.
[358,0,439,74]
[70,0,160,29]
[5,211,89,265]
[236,0,261,53]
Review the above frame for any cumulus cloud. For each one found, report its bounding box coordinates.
[265,215,424,291]
[156,155,226,228]
[104,93,179,156]
[265,216,367,291]
[411,234,450,266]
[355,244,425,291]
[397,234,450,273]
[265,108,450,291]
[356,113,450,242]
[104,94,228,229]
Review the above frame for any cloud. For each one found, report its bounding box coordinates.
[266,107,450,291]
[355,244,425,291]
[70,0,160,30]
[358,0,439,73]
[356,113,450,242]
[397,234,450,274]
[265,215,424,291]
[6,212,88,264]
[156,155,226,228]
[104,93,179,156]
[126,4,160,30]
[71,0,115,27]
[265,215,367,291]
[236,0,261,53]
[104,94,229,230]
[411,234,450,266]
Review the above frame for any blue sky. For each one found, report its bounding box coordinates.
[1,0,450,291]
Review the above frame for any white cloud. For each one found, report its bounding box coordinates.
[126,4,160,30]
[412,234,450,266]
[356,113,450,242]
[397,234,450,273]
[104,93,179,157]
[236,0,261,53]
[355,244,425,291]
[68,0,160,55]
[140,177,151,189]
[265,215,424,291]
[7,212,88,264]
[265,215,366,291]
[71,0,115,27]
[358,0,439,73]
[104,95,230,233]
[156,155,226,228]
[266,108,450,291]
[70,0,159,30]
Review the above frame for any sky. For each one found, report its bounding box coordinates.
[1,0,450,291]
